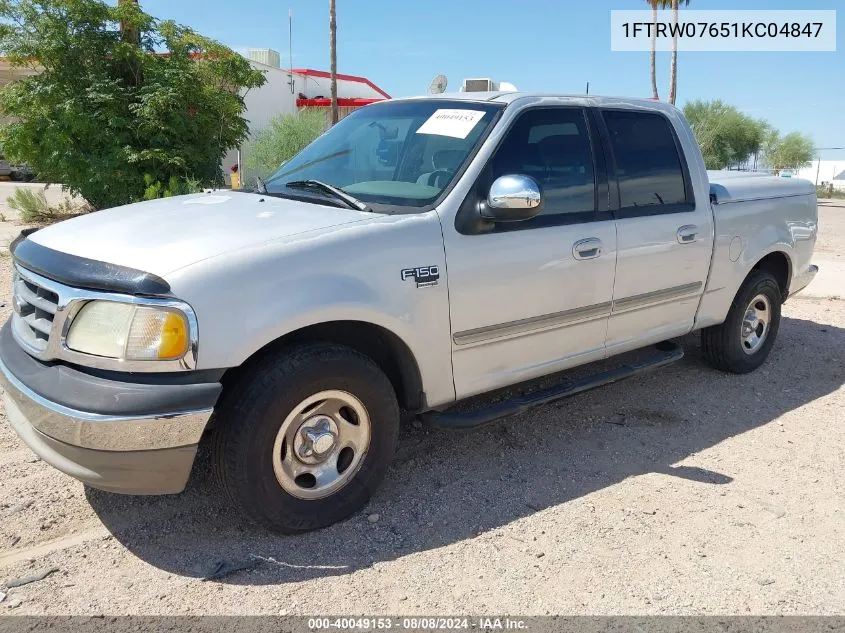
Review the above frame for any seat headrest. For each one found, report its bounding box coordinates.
[432,149,465,171]
[537,135,588,165]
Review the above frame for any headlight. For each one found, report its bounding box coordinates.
[66,301,191,361]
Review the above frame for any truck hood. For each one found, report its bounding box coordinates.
[28,192,373,277]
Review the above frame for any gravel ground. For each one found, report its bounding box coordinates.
[0,206,843,615]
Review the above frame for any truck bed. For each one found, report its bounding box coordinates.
[695,169,818,332]
[708,170,815,204]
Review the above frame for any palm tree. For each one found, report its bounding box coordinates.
[329,0,339,125]
[667,0,690,105]
[646,0,660,100]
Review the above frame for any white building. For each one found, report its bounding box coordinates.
[797,160,845,190]
[226,49,390,185]
[242,60,390,128]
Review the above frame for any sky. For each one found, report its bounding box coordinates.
[138,0,844,160]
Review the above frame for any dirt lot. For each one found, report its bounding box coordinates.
[0,204,843,615]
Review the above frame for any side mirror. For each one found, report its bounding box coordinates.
[482,174,543,222]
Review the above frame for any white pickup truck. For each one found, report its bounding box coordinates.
[1,93,818,533]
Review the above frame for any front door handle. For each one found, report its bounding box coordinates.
[677,225,699,244]
[573,238,603,260]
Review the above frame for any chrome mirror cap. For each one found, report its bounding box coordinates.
[482,174,543,222]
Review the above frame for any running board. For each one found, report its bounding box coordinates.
[422,341,684,430]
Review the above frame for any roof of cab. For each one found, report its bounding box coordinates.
[388,91,680,114]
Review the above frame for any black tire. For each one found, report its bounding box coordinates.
[212,343,400,533]
[700,270,782,374]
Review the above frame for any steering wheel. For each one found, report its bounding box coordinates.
[427,169,454,187]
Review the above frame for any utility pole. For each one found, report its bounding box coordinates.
[288,8,294,94]
[329,0,339,125]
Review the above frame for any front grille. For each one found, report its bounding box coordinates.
[12,269,59,352]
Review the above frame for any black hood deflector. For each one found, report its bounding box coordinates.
[10,231,171,297]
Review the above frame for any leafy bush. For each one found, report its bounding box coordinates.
[6,188,51,223]
[244,109,327,184]
[684,99,817,174]
[683,100,770,170]
[763,131,815,174]
[6,186,88,223]
[142,175,203,200]
[817,185,845,200]
[0,0,265,210]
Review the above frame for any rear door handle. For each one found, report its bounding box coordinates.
[677,225,699,244]
[573,238,603,260]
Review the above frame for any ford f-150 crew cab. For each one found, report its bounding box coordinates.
[1,93,818,533]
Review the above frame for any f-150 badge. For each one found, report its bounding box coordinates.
[401,266,439,288]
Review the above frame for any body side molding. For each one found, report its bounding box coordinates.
[453,282,704,346]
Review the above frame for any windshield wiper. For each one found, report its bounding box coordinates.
[268,149,351,183]
[284,180,372,212]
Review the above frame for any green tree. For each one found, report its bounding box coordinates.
[763,131,815,174]
[243,109,327,183]
[0,0,265,209]
[683,100,769,169]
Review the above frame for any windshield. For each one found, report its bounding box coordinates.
[265,100,503,209]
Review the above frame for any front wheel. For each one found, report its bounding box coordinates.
[212,343,400,533]
[700,270,782,374]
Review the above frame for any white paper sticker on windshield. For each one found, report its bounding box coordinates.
[416,109,486,139]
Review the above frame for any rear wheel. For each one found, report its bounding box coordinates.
[212,343,399,533]
[700,270,782,374]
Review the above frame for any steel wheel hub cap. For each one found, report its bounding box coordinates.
[272,390,371,500]
[294,415,339,462]
[741,294,771,355]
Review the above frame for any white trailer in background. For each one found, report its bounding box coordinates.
[798,160,845,191]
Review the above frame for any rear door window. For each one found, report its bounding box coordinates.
[601,110,691,211]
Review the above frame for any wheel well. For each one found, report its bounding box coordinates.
[751,252,791,300]
[223,321,425,412]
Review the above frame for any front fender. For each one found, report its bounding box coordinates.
[166,211,457,408]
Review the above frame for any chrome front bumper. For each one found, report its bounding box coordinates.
[0,354,214,495]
